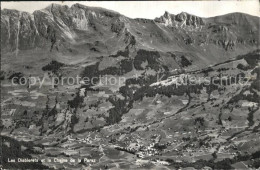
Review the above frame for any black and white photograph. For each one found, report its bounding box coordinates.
[1,1,260,169]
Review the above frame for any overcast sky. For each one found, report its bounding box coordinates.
[1,1,259,19]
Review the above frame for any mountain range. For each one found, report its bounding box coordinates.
[1,3,259,68]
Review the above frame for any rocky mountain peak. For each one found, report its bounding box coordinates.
[155,11,204,28]
[175,12,205,27]
[44,3,69,11]
[2,8,20,15]
[163,11,173,18]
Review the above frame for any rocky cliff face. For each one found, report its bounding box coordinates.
[154,11,205,28]
[1,10,39,52]
[1,3,123,53]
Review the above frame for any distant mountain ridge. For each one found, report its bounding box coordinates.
[1,3,259,69]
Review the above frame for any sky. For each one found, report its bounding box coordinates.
[1,1,259,19]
